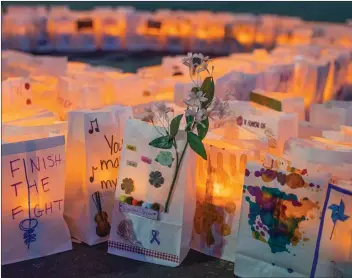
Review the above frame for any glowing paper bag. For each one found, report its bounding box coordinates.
[108,119,196,267]
[234,160,330,277]
[74,16,98,52]
[311,183,352,278]
[2,136,72,265]
[191,140,258,261]
[250,90,305,121]
[228,101,299,156]
[283,137,352,167]
[64,105,133,245]
[2,77,34,114]
[56,75,108,120]
[215,71,260,101]
[293,56,330,108]
[2,117,67,143]
[310,101,352,130]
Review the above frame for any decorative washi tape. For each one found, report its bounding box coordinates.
[141,156,152,164]
[127,160,138,167]
[119,202,159,220]
[126,144,136,151]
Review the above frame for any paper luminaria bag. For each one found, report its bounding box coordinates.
[108,119,196,267]
[234,160,331,277]
[191,139,259,261]
[261,154,352,277]
[312,183,352,278]
[250,90,305,121]
[2,136,72,265]
[227,100,299,156]
[64,105,133,245]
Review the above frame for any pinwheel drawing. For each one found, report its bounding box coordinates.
[328,199,349,240]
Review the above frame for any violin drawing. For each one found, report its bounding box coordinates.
[92,191,111,237]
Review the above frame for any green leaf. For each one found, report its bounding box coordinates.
[170,114,183,139]
[197,117,209,140]
[187,132,207,160]
[201,77,215,108]
[186,115,194,124]
[191,87,200,93]
[149,136,173,149]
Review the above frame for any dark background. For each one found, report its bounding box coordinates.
[2,1,352,23]
[1,2,352,276]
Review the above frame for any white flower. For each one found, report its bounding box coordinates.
[144,106,155,118]
[182,53,210,71]
[154,102,174,118]
[185,107,207,123]
[207,98,231,120]
[184,90,208,107]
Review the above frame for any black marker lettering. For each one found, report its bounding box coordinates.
[10,159,20,178]
[12,206,23,220]
[30,157,40,173]
[41,177,50,192]
[54,199,63,210]
[45,202,53,215]
[34,204,43,218]
[11,181,22,197]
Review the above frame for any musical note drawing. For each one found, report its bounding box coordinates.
[19,159,38,249]
[88,118,100,134]
[89,166,98,183]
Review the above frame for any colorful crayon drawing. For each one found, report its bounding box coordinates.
[243,185,318,253]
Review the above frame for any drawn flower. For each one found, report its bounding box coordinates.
[149,171,165,188]
[184,90,208,107]
[328,199,350,239]
[121,178,134,194]
[155,151,174,168]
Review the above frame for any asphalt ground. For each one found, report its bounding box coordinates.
[2,242,236,278]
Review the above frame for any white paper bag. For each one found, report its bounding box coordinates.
[108,119,196,267]
[235,160,331,277]
[64,105,133,245]
[3,117,67,143]
[310,101,352,130]
[228,101,299,156]
[2,136,72,265]
[311,183,352,278]
[250,90,305,121]
[215,71,259,101]
[191,141,258,261]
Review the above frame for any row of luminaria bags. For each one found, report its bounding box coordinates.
[2,5,352,54]
[2,20,352,278]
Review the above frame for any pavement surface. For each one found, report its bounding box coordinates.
[2,242,236,278]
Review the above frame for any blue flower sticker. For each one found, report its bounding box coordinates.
[328,199,349,239]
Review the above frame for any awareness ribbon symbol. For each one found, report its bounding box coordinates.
[150,230,160,245]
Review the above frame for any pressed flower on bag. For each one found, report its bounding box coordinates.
[148,53,222,213]
[149,171,165,188]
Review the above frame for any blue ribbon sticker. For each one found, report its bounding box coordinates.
[150,230,160,245]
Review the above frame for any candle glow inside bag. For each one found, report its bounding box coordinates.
[64,105,133,246]
[2,117,68,143]
[191,139,259,261]
[2,136,72,265]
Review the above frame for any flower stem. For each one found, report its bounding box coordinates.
[164,141,189,213]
